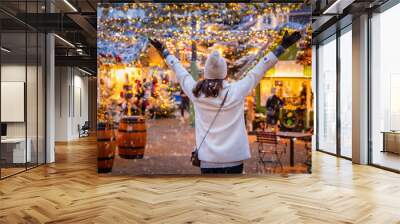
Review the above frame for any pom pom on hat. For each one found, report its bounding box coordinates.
[204,51,227,79]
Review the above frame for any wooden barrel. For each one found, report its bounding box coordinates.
[117,116,147,159]
[97,122,116,173]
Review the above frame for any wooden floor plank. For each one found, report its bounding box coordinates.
[0,136,399,223]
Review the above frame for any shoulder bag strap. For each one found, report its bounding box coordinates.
[196,89,229,152]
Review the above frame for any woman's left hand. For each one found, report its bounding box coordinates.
[150,39,168,57]
[281,31,302,49]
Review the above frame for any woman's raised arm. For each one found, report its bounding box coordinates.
[150,39,196,99]
[230,31,302,101]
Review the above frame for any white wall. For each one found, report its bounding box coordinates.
[71,72,89,138]
[1,65,36,138]
[54,67,89,141]
[55,66,69,141]
[1,65,26,142]
[1,63,46,163]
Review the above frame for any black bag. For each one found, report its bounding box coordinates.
[191,90,229,167]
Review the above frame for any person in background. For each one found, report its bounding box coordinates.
[180,90,189,118]
[245,93,255,132]
[150,31,301,174]
[258,121,266,131]
[299,81,307,107]
[265,87,284,130]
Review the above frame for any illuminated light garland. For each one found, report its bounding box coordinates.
[98,30,278,44]
[98,3,306,36]
[99,3,304,17]
[98,3,310,66]
[97,3,312,122]
[99,25,279,38]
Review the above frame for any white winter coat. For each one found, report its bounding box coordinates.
[165,52,278,163]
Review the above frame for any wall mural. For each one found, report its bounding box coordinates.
[97,3,313,175]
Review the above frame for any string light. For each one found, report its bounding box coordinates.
[98,3,309,66]
[97,3,312,122]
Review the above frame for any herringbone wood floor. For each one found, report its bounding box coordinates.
[1,136,400,224]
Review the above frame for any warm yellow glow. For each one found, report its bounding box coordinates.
[260,78,311,108]
[273,61,304,77]
[210,45,226,57]
[196,21,200,31]
[115,69,125,81]
[114,66,142,81]
[248,48,259,54]
[217,48,224,56]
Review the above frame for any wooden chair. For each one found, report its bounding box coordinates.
[78,121,90,138]
[256,131,287,172]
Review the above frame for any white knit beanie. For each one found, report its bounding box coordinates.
[204,51,227,79]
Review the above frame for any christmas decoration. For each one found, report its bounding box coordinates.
[97,3,312,124]
[296,25,312,65]
[97,3,312,67]
[148,78,178,119]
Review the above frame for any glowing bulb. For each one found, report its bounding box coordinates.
[115,69,125,80]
